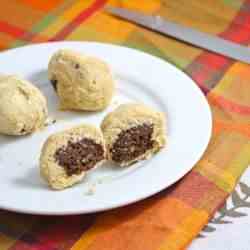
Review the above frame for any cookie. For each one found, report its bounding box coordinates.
[48,49,115,111]
[101,103,166,167]
[0,75,48,136]
[40,124,106,190]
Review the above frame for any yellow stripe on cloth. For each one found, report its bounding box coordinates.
[226,141,250,181]
[67,12,134,42]
[60,0,92,20]
[204,131,249,171]
[157,207,208,250]
[142,30,201,68]
[70,214,118,250]
[41,1,92,37]
[214,64,250,107]
[196,159,236,192]
[71,198,207,250]
[41,18,68,37]
[68,0,161,42]
[214,62,250,95]
[108,0,161,13]
[158,0,239,35]
[0,233,17,250]
[70,224,103,250]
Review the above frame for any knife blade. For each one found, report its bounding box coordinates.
[105,6,250,64]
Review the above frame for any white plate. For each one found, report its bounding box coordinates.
[0,42,212,215]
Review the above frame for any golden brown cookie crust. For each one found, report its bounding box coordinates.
[48,49,115,111]
[0,75,48,135]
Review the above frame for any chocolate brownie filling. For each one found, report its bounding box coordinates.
[54,138,104,176]
[111,124,154,163]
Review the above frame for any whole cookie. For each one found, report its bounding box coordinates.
[101,103,166,167]
[0,75,48,136]
[40,124,106,190]
[48,49,115,111]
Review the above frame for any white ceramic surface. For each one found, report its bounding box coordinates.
[0,42,212,215]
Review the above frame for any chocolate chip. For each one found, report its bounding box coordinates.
[75,63,80,69]
[54,138,104,176]
[50,79,58,91]
[20,127,26,134]
[111,124,154,164]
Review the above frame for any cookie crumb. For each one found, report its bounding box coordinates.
[45,118,57,127]
[85,185,96,195]
[97,179,103,184]
[96,176,112,184]
[113,99,119,106]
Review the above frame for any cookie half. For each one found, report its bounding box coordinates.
[40,124,106,190]
[101,103,166,167]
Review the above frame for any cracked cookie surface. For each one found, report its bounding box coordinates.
[48,49,115,111]
[0,75,48,136]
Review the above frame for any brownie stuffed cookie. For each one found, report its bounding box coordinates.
[48,49,115,111]
[0,75,48,136]
[40,124,106,190]
[101,103,166,167]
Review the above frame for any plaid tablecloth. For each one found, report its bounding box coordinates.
[0,1,250,250]
[190,168,250,250]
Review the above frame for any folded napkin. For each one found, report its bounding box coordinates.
[0,1,249,250]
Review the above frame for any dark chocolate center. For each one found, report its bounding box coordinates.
[54,138,104,176]
[50,79,58,91]
[111,124,154,164]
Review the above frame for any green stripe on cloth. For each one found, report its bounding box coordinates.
[10,0,76,48]
[31,14,55,33]
[223,0,244,8]
[123,32,170,62]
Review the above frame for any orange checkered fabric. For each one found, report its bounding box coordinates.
[0,1,249,250]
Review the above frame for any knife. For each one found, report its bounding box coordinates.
[105,6,250,64]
